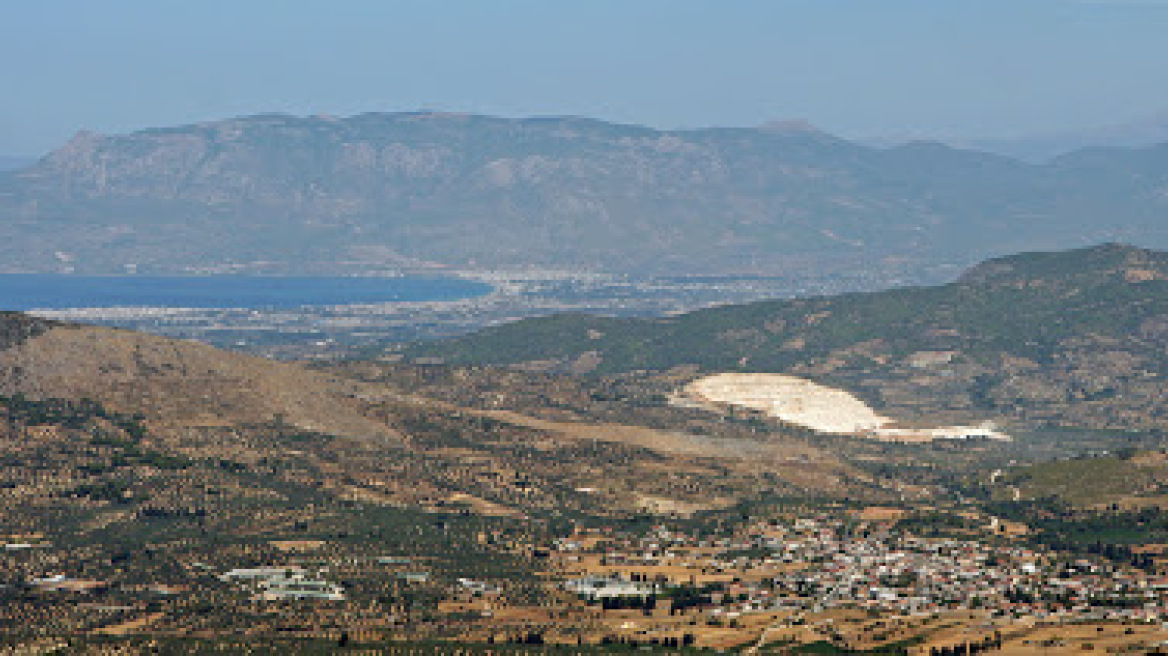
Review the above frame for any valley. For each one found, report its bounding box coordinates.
[5,246,1168,652]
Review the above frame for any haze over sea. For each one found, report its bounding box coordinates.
[0,274,491,311]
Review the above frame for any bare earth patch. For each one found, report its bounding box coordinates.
[684,373,1009,442]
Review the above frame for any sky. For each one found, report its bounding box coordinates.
[3,0,1168,155]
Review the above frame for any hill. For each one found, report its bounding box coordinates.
[0,315,390,439]
[408,244,1168,432]
[2,112,1168,277]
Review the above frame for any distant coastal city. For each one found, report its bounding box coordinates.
[23,265,940,359]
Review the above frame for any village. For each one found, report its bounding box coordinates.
[519,512,1168,651]
[9,505,1168,653]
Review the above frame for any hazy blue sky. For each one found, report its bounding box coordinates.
[4,0,1168,154]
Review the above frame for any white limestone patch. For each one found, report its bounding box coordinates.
[682,373,1009,442]
[687,373,888,433]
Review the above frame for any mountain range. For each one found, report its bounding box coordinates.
[2,112,1168,278]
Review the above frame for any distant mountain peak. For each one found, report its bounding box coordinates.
[969,109,1168,162]
[60,130,104,149]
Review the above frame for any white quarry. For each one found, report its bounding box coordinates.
[683,373,1009,442]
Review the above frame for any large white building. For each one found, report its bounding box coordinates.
[564,575,657,600]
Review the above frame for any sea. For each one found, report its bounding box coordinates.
[0,274,491,311]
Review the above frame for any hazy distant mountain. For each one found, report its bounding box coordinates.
[1,112,1167,277]
[967,111,1168,163]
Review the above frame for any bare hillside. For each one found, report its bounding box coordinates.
[0,320,391,439]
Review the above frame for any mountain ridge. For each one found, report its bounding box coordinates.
[968,110,1168,163]
[408,243,1168,433]
[4,111,1168,277]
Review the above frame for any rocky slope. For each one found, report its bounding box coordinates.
[3,112,1168,276]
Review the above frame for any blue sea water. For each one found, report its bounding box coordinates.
[0,274,491,311]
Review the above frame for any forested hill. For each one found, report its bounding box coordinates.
[408,244,1168,430]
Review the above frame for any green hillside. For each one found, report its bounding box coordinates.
[409,244,1168,431]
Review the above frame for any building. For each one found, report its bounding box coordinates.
[564,576,657,600]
